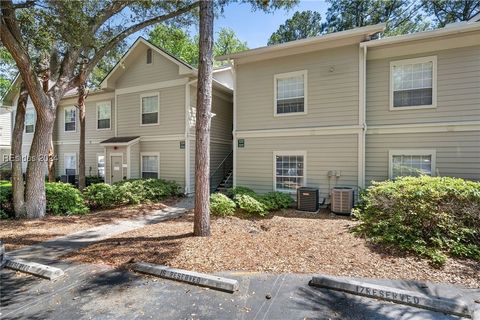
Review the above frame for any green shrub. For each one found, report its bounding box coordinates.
[45,182,89,215]
[234,194,267,216]
[0,180,13,219]
[353,176,480,265]
[83,183,117,209]
[113,179,181,204]
[226,186,256,198]
[210,193,236,216]
[260,192,292,211]
[86,176,104,186]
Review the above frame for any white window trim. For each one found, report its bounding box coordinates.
[96,101,112,131]
[25,108,35,135]
[64,152,77,174]
[273,150,307,194]
[388,149,436,179]
[389,56,437,111]
[140,92,160,126]
[96,153,106,178]
[64,106,77,133]
[140,152,160,178]
[273,70,308,117]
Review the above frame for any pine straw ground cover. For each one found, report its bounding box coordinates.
[63,209,480,288]
[0,199,179,251]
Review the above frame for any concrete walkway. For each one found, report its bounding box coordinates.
[5,196,194,263]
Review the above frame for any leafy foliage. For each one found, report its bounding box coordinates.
[113,179,181,205]
[45,182,89,216]
[83,183,117,209]
[422,0,480,27]
[0,181,14,219]
[260,192,293,211]
[268,11,322,45]
[85,176,104,186]
[234,194,268,216]
[226,186,257,198]
[210,193,236,216]
[353,176,480,265]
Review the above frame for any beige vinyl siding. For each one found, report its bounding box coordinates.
[139,140,185,189]
[236,135,358,200]
[54,143,104,178]
[116,86,185,137]
[365,131,480,183]
[0,112,12,147]
[129,142,140,179]
[115,45,185,89]
[85,144,105,178]
[236,45,359,131]
[366,45,480,125]
[55,144,78,177]
[211,94,233,141]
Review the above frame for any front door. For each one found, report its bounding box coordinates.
[111,155,123,183]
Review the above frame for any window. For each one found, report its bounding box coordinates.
[390,56,436,109]
[274,152,306,192]
[389,150,436,179]
[64,153,77,175]
[141,153,159,179]
[64,106,76,132]
[25,109,35,133]
[97,154,105,178]
[146,48,153,64]
[274,70,307,115]
[141,93,159,125]
[97,102,111,130]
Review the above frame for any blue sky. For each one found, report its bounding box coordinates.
[213,1,329,48]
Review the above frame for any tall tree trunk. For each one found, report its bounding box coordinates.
[77,83,87,190]
[194,0,214,237]
[24,110,55,218]
[42,72,56,182]
[12,82,28,218]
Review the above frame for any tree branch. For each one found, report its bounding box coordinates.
[89,0,134,34]
[72,1,200,87]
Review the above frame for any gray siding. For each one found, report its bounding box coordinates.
[365,131,480,183]
[366,45,480,126]
[129,142,140,179]
[116,86,185,137]
[139,140,185,188]
[236,45,360,131]
[211,94,233,142]
[115,44,184,89]
[236,135,359,200]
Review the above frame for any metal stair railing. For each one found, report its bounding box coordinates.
[209,150,233,193]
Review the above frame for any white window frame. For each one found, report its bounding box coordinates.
[389,56,437,111]
[388,149,436,179]
[25,108,35,134]
[140,152,160,179]
[96,101,112,131]
[273,151,307,193]
[274,70,308,117]
[64,152,77,174]
[64,106,77,133]
[96,153,106,178]
[140,92,159,126]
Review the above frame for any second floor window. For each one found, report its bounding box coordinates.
[97,102,111,130]
[391,56,436,109]
[275,70,307,115]
[64,106,76,132]
[25,109,35,133]
[141,94,159,125]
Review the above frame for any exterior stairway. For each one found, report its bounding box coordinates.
[215,169,233,193]
[210,151,233,193]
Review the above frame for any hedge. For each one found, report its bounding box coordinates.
[353,176,480,265]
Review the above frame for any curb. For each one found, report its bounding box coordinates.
[4,258,64,280]
[309,275,471,318]
[133,262,239,293]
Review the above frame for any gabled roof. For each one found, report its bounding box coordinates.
[216,23,386,63]
[100,37,196,89]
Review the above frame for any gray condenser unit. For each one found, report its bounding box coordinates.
[331,187,354,215]
[297,187,319,212]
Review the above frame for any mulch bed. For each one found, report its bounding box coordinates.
[63,209,480,288]
[0,198,180,251]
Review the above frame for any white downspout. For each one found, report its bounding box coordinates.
[232,61,237,187]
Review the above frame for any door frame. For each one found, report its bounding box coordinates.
[109,152,124,184]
